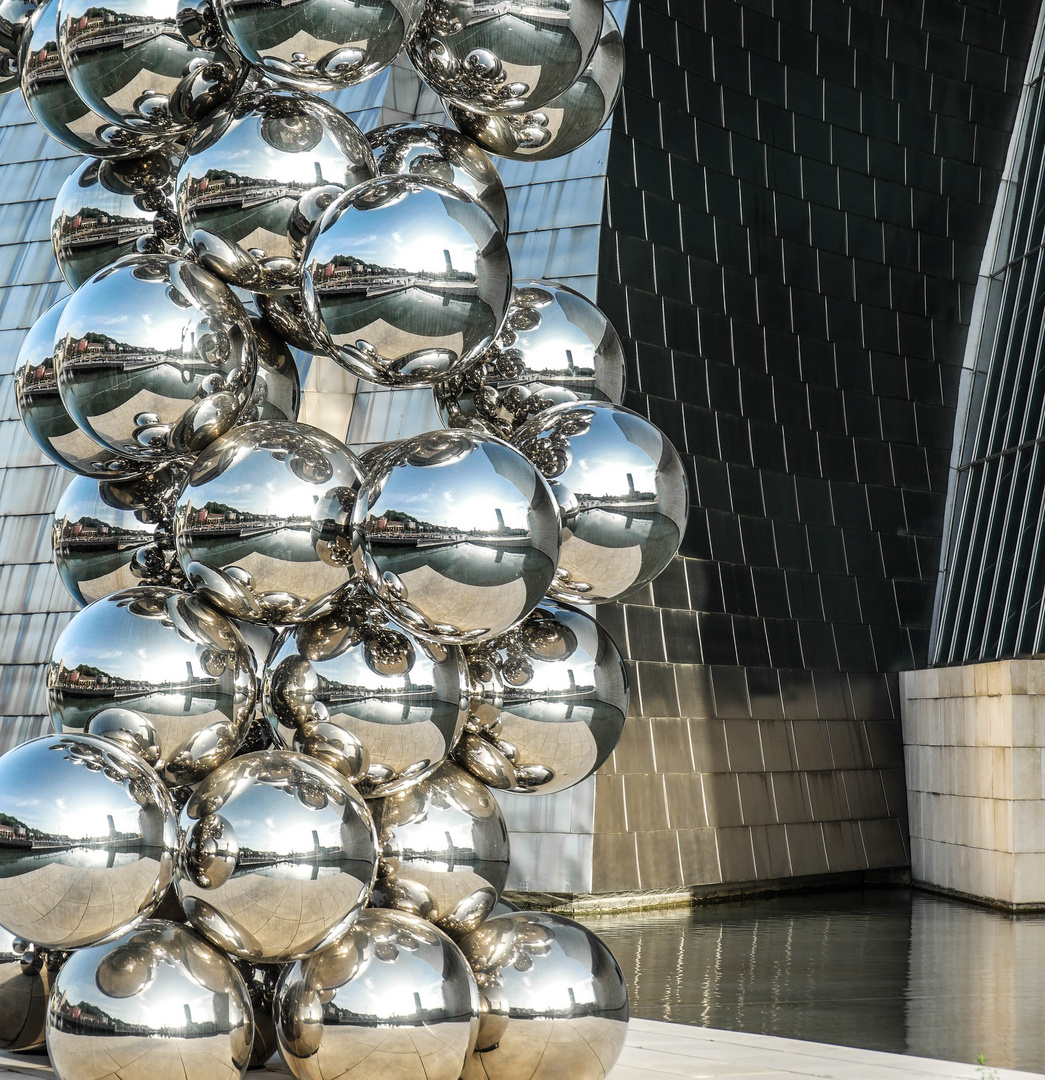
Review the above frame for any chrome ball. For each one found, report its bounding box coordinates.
[237,960,281,1069]
[446,6,624,162]
[56,0,246,136]
[408,0,603,114]
[301,175,512,386]
[350,430,560,644]
[434,280,626,439]
[238,316,302,424]
[174,750,379,962]
[368,122,509,236]
[54,254,258,465]
[458,911,629,1080]
[275,909,480,1080]
[51,152,181,291]
[47,585,258,786]
[173,420,364,623]
[369,761,510,937]
[456,599,627,795]
[256,290,325,354]
[262,590,468,796]
[20,1,171,157]
[46,920,253,1080]
[514,402,690,604]
[0,734,177,950]
[52,464,187,606]
[0,928,62,1053]
[214,0,425,92]
[15,296,147,479]
[0,0,37,96]
[177,89,376,294]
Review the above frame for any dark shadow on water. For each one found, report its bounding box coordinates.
[579,888,1045,1073]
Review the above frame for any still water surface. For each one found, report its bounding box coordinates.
[580,889,1045,1073]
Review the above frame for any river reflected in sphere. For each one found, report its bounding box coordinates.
[263,591,468,796]
[175,750,379,962]
[458,911,628,1080]
[48,585,257,786]
[0,734,177,950]
[434,280,625,439]
[456,599,627,795]
[46,920,253,1080]
[214,0,424,92]
[369,762,509,937]
[351,430,560,644]
[445,7,623,162]
[173,420,364,624]
[408,0,603,114]
[54,254,257,465]
[177,89,375,294]
[514,402,689,605]
[368,123,509,237]
[302,176,511,386]
[0,927,61,1053]
[276,909,480,1080]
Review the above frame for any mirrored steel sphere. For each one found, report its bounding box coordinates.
[177,89,376,294]
[52,465,187,606]
[0,734,177,950]
[435,280,626,439]
[51,153,181,291]
[351,430,560,644]
[458,911,628,1080]
[263,591,468,796]
[46,920,253,1080]
[0,0,36,95]
[175,750,379,962]
[214,0,424,92]
[256,290,325,354]
[15,296,147,479]
[238,316,302,424]
[276,909,480,1080]
[368,122,509,237]
[237,960,281,1069]
[56,0,246,136]
[53,253,258,464]
[446,7,624,162]
[173,420,364,623]
[369,761,510,937]
[456,599,627,795]
[20,1,172,157]
[302,175,512,386]
[48,585,258,786]
[514,402,689,604]
[408,0,603,114]
[0,928,61,1053]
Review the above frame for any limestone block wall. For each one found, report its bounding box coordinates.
[901,661,1045,908]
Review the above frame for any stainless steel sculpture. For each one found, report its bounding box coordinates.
[369,761,510,936]
[435,279,626,438]
[368,122,509,236]
[0,734,178,949]
[239,316,302,424]
[177,89,376,293]
[351,430,561,643]
[173,420,364,623]
[302,175,512,385]
[514,401,690,604]
[213,0,425,93]
[48,585,258,785]
[0,927,61,1053]
[46,920,254,1080]
[0,0,34,95]
[408,0,604,115]
[175,750,379,962]
[446,7,624,162]
[51,153,181,290]
[53,253,258,464]
[263,590,468,796]
[275,908,480,1080]
[456,599,628,794]
[16,296,146,478]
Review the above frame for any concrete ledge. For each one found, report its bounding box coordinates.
[913,877,1045,914]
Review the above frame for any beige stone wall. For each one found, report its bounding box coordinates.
[901,661,1045,908]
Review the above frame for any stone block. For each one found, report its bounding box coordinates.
[1013,799,1045,854]
[1012,747,1042,801]
[1013,851,1045,905]
[689,717,730,772]
[722,717,765,772]
[758,719,794,770]
[701,771,744,827]
[750,823,791,879]
[677,827,721,884]
[636,830,684,889]
[663,771,707,831]
[623,772,670,833]
[770,771,812,822]
[858,817,907,867]
[715,826,756,881]
[784,821,829,876]
[594,772,628,833]
[651,716,695,773]
[591,831,640,892]
[737,771,775,826]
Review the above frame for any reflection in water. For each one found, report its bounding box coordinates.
[580,889,1045,1073]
